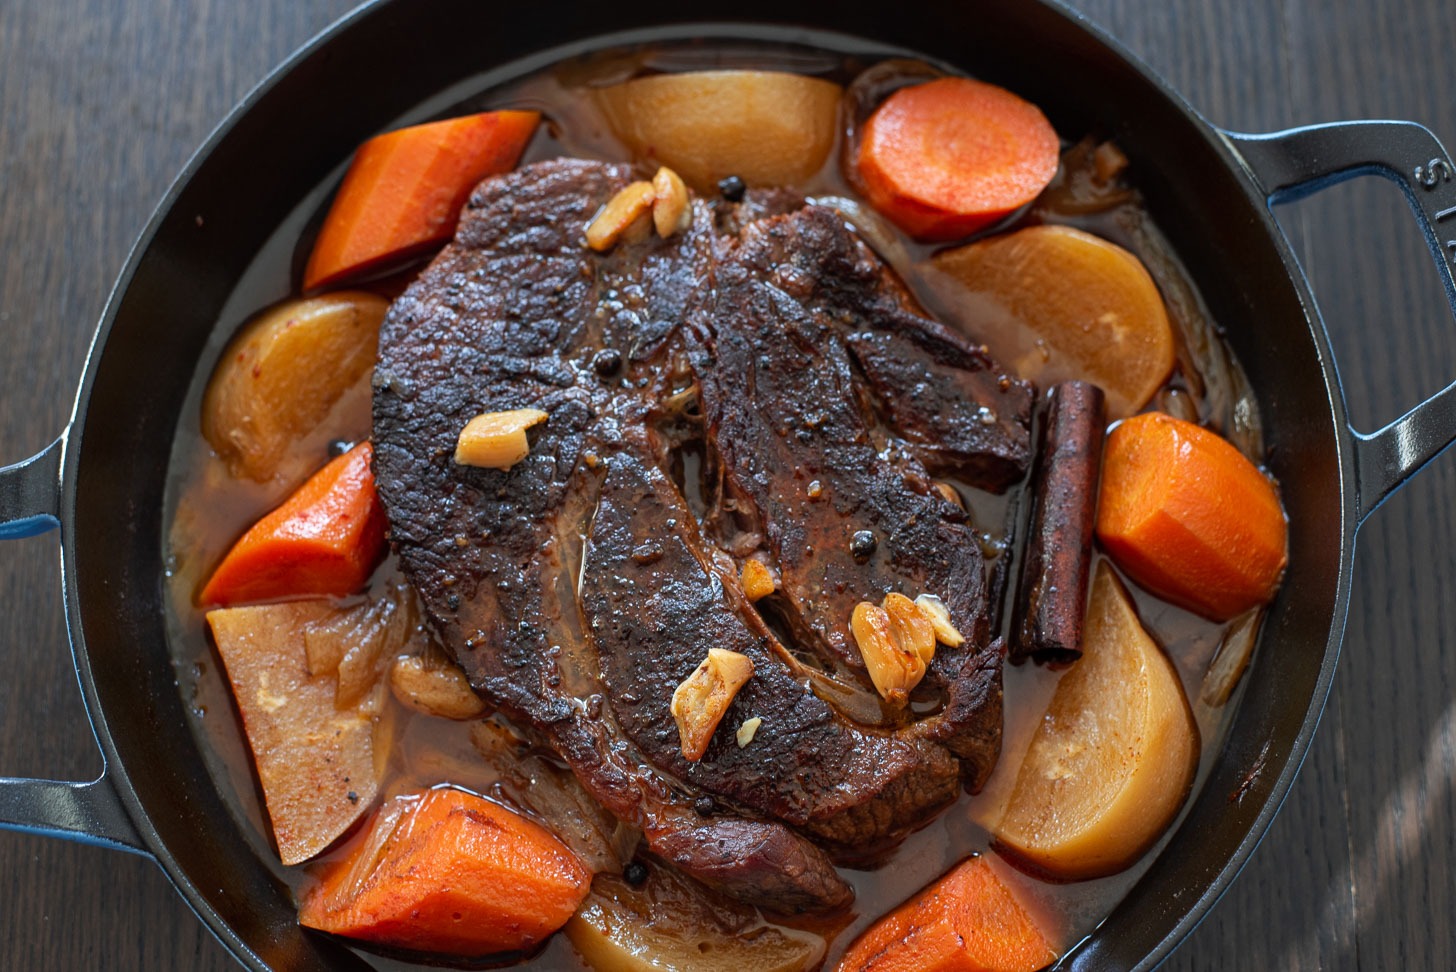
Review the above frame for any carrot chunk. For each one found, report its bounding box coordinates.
[199,442,386,606]
[856,77,1060,242]
[1095,412,1287,621]
[835,856,1056,972]
[299,788,590,957]
[303,110,540,291]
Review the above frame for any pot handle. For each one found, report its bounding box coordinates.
[0,436,147,854]
[1222,122,1456,523]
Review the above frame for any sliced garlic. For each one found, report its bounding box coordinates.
[651,166,691,238]
[670,648,754,761]
[454,408,547,470]
[915,593,965,647]
[586,181,655,252]
[741,559,776,601]
[851,601,929,707]
[736,716,763,748]
[883,592,936,665]
[388,654,487,720]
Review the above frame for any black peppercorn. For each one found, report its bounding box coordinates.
[718,175,747,201]
[850,529,878,562]
[694,795,716,817]
[623,860,649,886]
[592,347,623,375]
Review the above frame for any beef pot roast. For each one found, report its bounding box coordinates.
[371,159,1030,912]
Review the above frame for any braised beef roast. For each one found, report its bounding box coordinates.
[371,159,1032,913]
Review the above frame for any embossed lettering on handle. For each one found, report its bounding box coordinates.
[1417,158,1456,264]
[1415,157,1453,189]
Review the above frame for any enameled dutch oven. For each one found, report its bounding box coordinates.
[3,1,1455,969]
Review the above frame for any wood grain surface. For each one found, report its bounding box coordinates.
[1,1,1453,969]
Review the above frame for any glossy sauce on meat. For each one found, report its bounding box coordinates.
[163,39,1265,970]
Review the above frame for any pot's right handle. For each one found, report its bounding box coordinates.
[1222,122,1456,524]
[0,436,146,854]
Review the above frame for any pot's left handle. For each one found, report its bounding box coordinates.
[0,435,147,854]
[1222,121,1456,523]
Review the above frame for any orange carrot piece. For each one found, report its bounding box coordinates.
[299,788,591,957]
[1096,412,1287,621]
[303,110,540,291]
[856,77,1060,242]
[835,856,1057,972]
[199,442,386,606]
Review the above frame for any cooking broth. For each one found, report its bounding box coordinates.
[164,33,1267,971]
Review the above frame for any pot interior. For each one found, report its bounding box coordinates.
[61,2,1352,969]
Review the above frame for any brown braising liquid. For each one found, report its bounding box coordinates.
[162,40,1267,971]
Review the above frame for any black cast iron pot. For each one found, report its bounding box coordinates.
[3,1,1455,969]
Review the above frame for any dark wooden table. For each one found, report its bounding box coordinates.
[2,1,1453,969]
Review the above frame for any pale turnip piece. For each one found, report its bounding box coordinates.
[565,858,823,972]
[207,600,386,865]
[202,292,387,483]
[930,225,1175,419]
[995,563,1199,879]
[595,70,841,191]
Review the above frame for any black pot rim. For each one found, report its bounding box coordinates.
[49,3,1361,970]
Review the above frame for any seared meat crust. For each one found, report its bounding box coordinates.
[372,159,1029,911]
[582,445,963,850]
